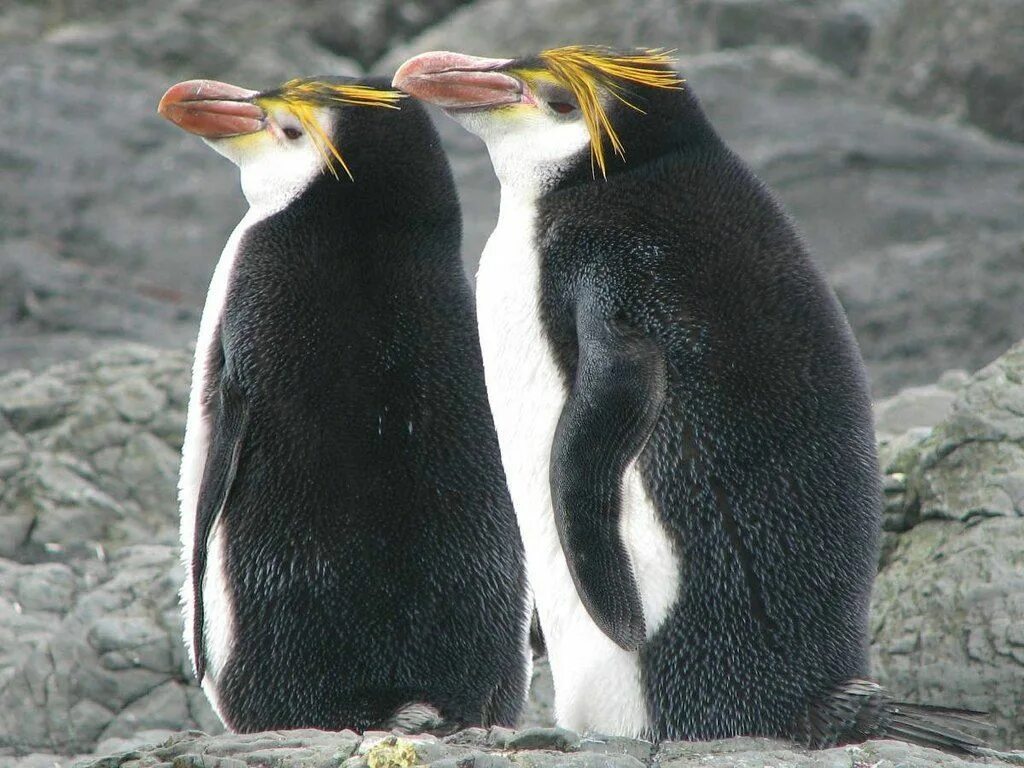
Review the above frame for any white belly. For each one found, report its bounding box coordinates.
[177,208,269,723]
[476,195,680,738]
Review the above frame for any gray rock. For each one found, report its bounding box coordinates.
[2,337,1023,756]
[519,657,554,730]
[834,232,1024,397]
[3,0,1024,402]
[0,345,188,561]
[0,544,220,756]
[73,730,1018,768]
[505,727,578,752]
[0,240,200,376]
[906,341,1024,523]
[872,341,1024,749]
[377,0,878,74]
[862,0,1024,143]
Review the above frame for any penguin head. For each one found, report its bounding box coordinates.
[158,76,420,211]
[394,46,699,195]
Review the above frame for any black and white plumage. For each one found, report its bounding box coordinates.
[394,48,986,754]
[158,75,530,734]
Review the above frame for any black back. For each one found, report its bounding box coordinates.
[197,79,527,732]
[536,79,880,740]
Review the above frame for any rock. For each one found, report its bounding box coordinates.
[72,730,1017,768]
[0,240,200,376]
[377,0,879,75]
[0,344,188,561]
[309,0,477,70]
[0,347,217,757]
[906,341,1024,523]
[872,341,1024,749]
[862,0,1024,143]
[3,338,1024,757]
[835,231,1024,397]
[0,544,220,756]
[4,0,1024,399]
[505,727,579,751]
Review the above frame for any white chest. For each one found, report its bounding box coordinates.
[177,206,278,723]
[476,195,680,738]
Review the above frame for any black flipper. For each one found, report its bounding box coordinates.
[192,364,249,683]
[797,678,989,756]
[550,309,667,652]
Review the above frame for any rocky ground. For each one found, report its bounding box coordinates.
[2,0,1024,394]
[0,340,1022,767]
[2,1,1023,766]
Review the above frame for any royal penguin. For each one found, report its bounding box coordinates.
[157,75,529,733]
[393,47,985,752]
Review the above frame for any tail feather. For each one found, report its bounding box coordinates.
[801,679,989,756]
[886,703,990,756]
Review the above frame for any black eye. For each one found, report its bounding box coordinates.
[548,101,576,114]
[283,126,302,140]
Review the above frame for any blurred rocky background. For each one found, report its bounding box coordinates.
[2,0,1024,395]
[1,0,1022,765]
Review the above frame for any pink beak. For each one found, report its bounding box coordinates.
[158,79,265,138]
[392,51,526,110]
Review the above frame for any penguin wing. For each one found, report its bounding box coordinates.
[192,367,249,683]
[550,307,667,651]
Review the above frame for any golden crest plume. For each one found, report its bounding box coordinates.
[534,46,684,177]
[259,79,405,180]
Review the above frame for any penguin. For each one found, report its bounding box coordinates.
[157,75,530,733]
[393,47,986,752]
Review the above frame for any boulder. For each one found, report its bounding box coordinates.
[872,341,1024,749]
[68,728,1017,768]
[2,341,1023,759]
[5,3,1024,396]
[0,345,220,758]
[862,0,1024,143]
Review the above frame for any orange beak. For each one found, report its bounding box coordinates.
[393,51,526,110]
[157,79,266,138]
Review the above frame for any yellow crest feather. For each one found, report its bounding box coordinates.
[259,79,405,181]
[533,46,684,177]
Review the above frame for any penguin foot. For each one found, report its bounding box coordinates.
[384,702,459,736]
[798,678,990,756]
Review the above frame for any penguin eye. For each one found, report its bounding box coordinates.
[548,101,577,115]
[282,126,303,140]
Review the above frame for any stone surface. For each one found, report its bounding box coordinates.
[63,730,1020,768]
[862,0,1024,143]
[833,232,1024,396]
[0,346,219,758]
[2,341,1023,761]
[4,0,1024,760]
[4,1,1024,397]
[871,341,1024,750]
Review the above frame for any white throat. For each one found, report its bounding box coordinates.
[456,111,590,200]
[237,149,324,214]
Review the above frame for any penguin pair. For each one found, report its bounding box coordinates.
[394,46,987,754]
[158,76,530,733]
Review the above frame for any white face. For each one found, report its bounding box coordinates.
[451,100,590,200]
[207,103,335,214]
